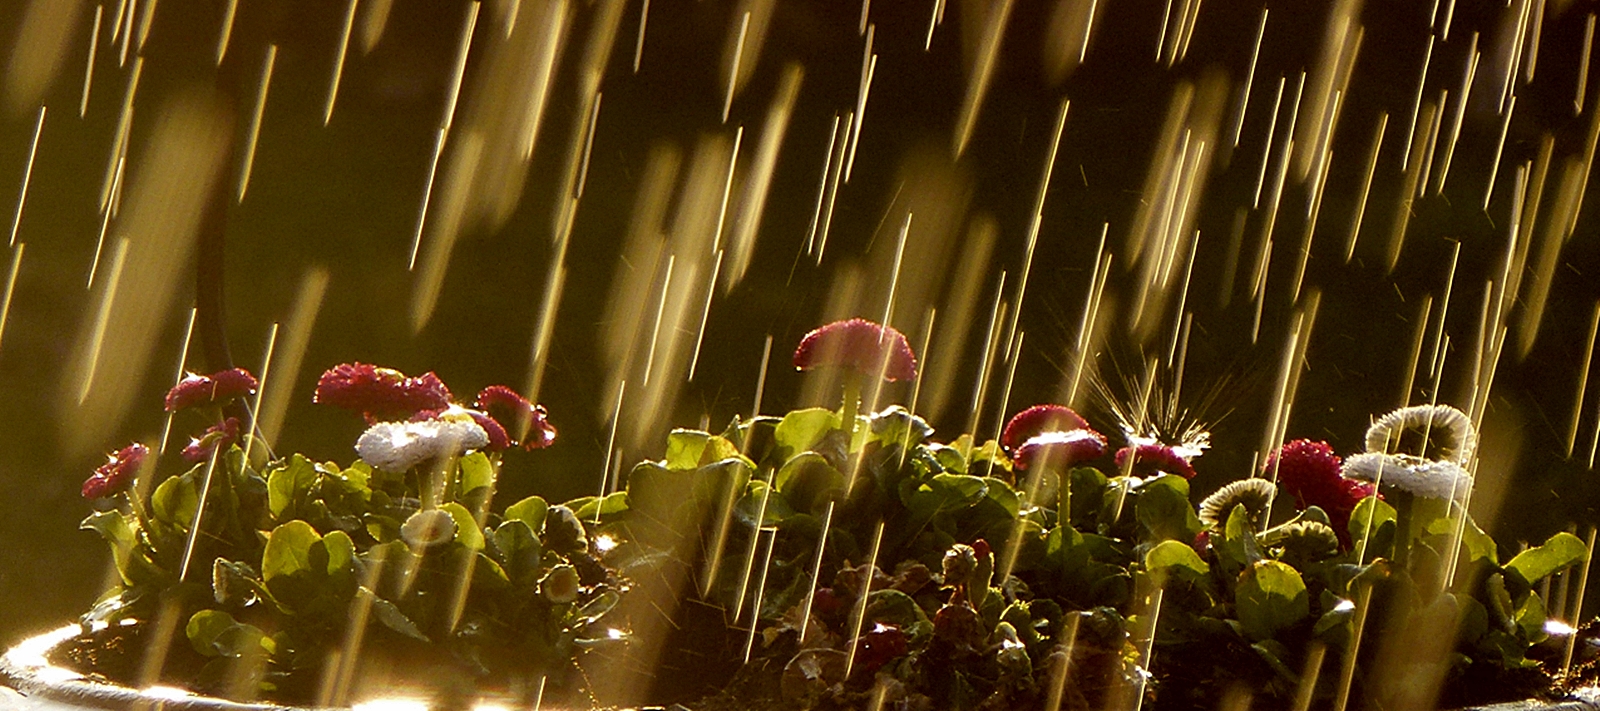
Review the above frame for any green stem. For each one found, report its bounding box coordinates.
[840,372,862,443]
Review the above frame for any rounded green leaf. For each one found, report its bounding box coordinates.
[1236,560,1309,641]
[262,520,319,582]
[186,609,237,657]
[776,452,845,514]
[504,495,549,534]
[458,451,496,493]
[441,502,484,551]
[665,429,713,470]
[266,454,318,521]
[774,407,841,455]
[1505,531,1588,586]
[152,473,199,528]
[1145,539,1210,580]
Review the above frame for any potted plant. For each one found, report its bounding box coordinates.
[7,319,1599,711]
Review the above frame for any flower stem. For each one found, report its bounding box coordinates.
[840,372,862,442]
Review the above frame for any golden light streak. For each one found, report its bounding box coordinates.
[1128,587,1164,711]
[87,155,123,288]
[177,447,224,583]
[118,0,133,66]
[697,453,744,600]
[133,0,156,52]
[632,0,649,72]
[965,273,1007,436]
[1399,296,1433,408]
[1440,0,1458,39]
[725,63,801,290]
[75,237,129,407]
[1579,14,1595,116]
[99,55,141,211]
[741,528,776,663]
[1401,36,1434,171]
[1435,39,1479,194]
[923,219,995,421]
[323,0,359,126]
[1293,0,1360,181]
[405,1,480,269]
[1427,241,1462,383]
[1006,98,1070,350]
[357,0,392,54]
[257,268,329,445]
[1168,230,1198,364]
[596,381,624,521]
[841,520,885,679]
[1388,102,1435,273]
[805,114,841,254]
[1156,0,1175,63]
[844,26,875,182]
[1220,207,1247,305]
[1250,239,1271,344]
[1562,527,1597,678]
[1417,90,1446,199]
[1252,76,1285,209]
[1042,615,1080,711]
[1484,96,1515,210]
[877,213,912,345]
[1290,643,1327,711]
[319,553,388,708]
[711,127,743,250]
[1175,0,1202,63]
[1331,585,1374,711]
[1570,83,1600,237]
[641,255,675,388]
[241,323,279,465]
[1065,250,1111,407]
[81,5,101,117]
[108,0,125,45]
[0,243,23,357]
[685,250,723,381]
[795,501,835,645]
[156,307,195,456]
[952,0,1013,157]
[1502,0,1532,113]
[522,259,566,405]
[1516,158,1583,359]
[924,0,941,51]
[1571,305,1599,458]
[3,0,84,114]
[237,45,275,203]
[814,112,852,263]
[1229,8,1268,148]
[721,11,750,124]
[859,0,870,34]
[8,106,45,247]
[731,470,772,623]
[988,330,1024,472]
[215,0,237,64]
[1523,0,1544,82]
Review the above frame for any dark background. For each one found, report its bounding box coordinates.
[0,0,1598,651]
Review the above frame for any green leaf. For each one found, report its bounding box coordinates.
[186,609,236,657]
[665,429,713,470]
[262,520,319,582]
[1135,474,1201,543]
[81,511,137,585]
[1236,560,1309,641]
[366,590,429,642]
[504,495,549,534]
[152,472,199,528]
[775,452,846,515]
[322,530,356,576]
[441,502,484,551]
[1217,504,1264,573]
[1348,496,1396,558]
[1505,532,1588,586]
[774,407,841,455]
[266,454,318,521]
[1424,512,1498,566]
[570,491,630,521]
[1145,540,1210,582]
[458,451,496,494]
[905,474,988,521]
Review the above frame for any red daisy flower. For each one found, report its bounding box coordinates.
[474,385,558,450]
[181,417,241,463]
[1115,443,1197,479]
[82,443,149,499]
[164,368,258,412]
[1265,439,1377,546]
[1013,429,1107,471]
[793,319,918,382]
[314,363,452,421]
[1001,404,1092,451]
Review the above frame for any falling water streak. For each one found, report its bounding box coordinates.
[966,272,1008,436]
[685,250,724,381]
[1574,303,1600,457]
[1289,643,1328,711]
[814,113,853,263]
[952,0,1013,157]
[0,241,24,358]
[1416,90,1447,199]
[795,501,836,645]
[1078,0,1098,64]
[1166,230,1198,365]
[1252,77,1286,208]
[406,2,479,270]
[842,520,886,679]
[1440,0,1458,38]
[1389,102,1436,273]
[1175,0,1202,63]
[1293,137,1327,305]
[1468,283,1493,421]
[1172,313,1193,408]
[1562,527,1598,677]
[574,92,603,198]
[215,0,237,64]
[742,527,776,663]
[236,45,275,203]
[76,237,128,405]
[241,323,279,465]
[1570,95,1600,237]
[844,25,874,182]
[531,676,546,711]
[118,0,132,66]
[1518,160,1583,359]
[804,114,841,254]
[1471,327,1509,429]
[1578,15,1595,115]
[594,382,625,524]
[176,447,223,583]
[322,0,359,126]
[1398,296,1434,408]
[878,213,913,347]
[1249,240,1271,344]
[726,65,799,290]
[1156,0,1174,62]
[1305,85,1343,220]
[1426,241,1461,383]
[80,6,101,117]
[986,331,1024,484]
[721,12,750,124]
[698,457,744,599]
[1484,96,1515,210]
[522,259,567,405]
[1256,137,1294,290]
[1006,98,1070,354]
[1129,587,1164,711]
[156,308,196,455]
[1332,584,1375,711]
[109,0,125,45]
[319,551,387,707]
[924,0,941,50]
[1260,310,1308,491]
[641,255,676,387]
[711,127,743,250]
[1227,9,1268,147]
[1523,0,1544,82]
[1042,615,1080,711]
[750,335,773,417]
[259,269,329,445]
[1401,36,1434,171]
[1065,253,1111,407]
[1503,0,1531,112]
[97,55,139,211]
[133,0,155,51]
[8,106,45,247]
[731,471,772,624]
[1435,40,1479,194]
[632,0,649,72]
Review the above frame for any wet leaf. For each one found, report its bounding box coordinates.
[441,502,484,551]
[1504,531,1588,586]
[266,454,318,521]
[152,471,199,529]
[458,451,496,494]
[775,452,846,515]
[1145,539,1210,582]
[1236,560,1309,641]
[905,474,988,521]
[775,407,841,456]
[81,511,136,585]
[367,590,429,642]
[1348,496,1395,558]
[1135,474,1201,543]
[504,495,549,534]
[262,520,319,582]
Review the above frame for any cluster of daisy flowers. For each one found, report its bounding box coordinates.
[81,362,557,500]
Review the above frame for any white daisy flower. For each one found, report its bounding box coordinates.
[1364,404,1477,465]
[356,408,489,472]
[1341,451,1472,503]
